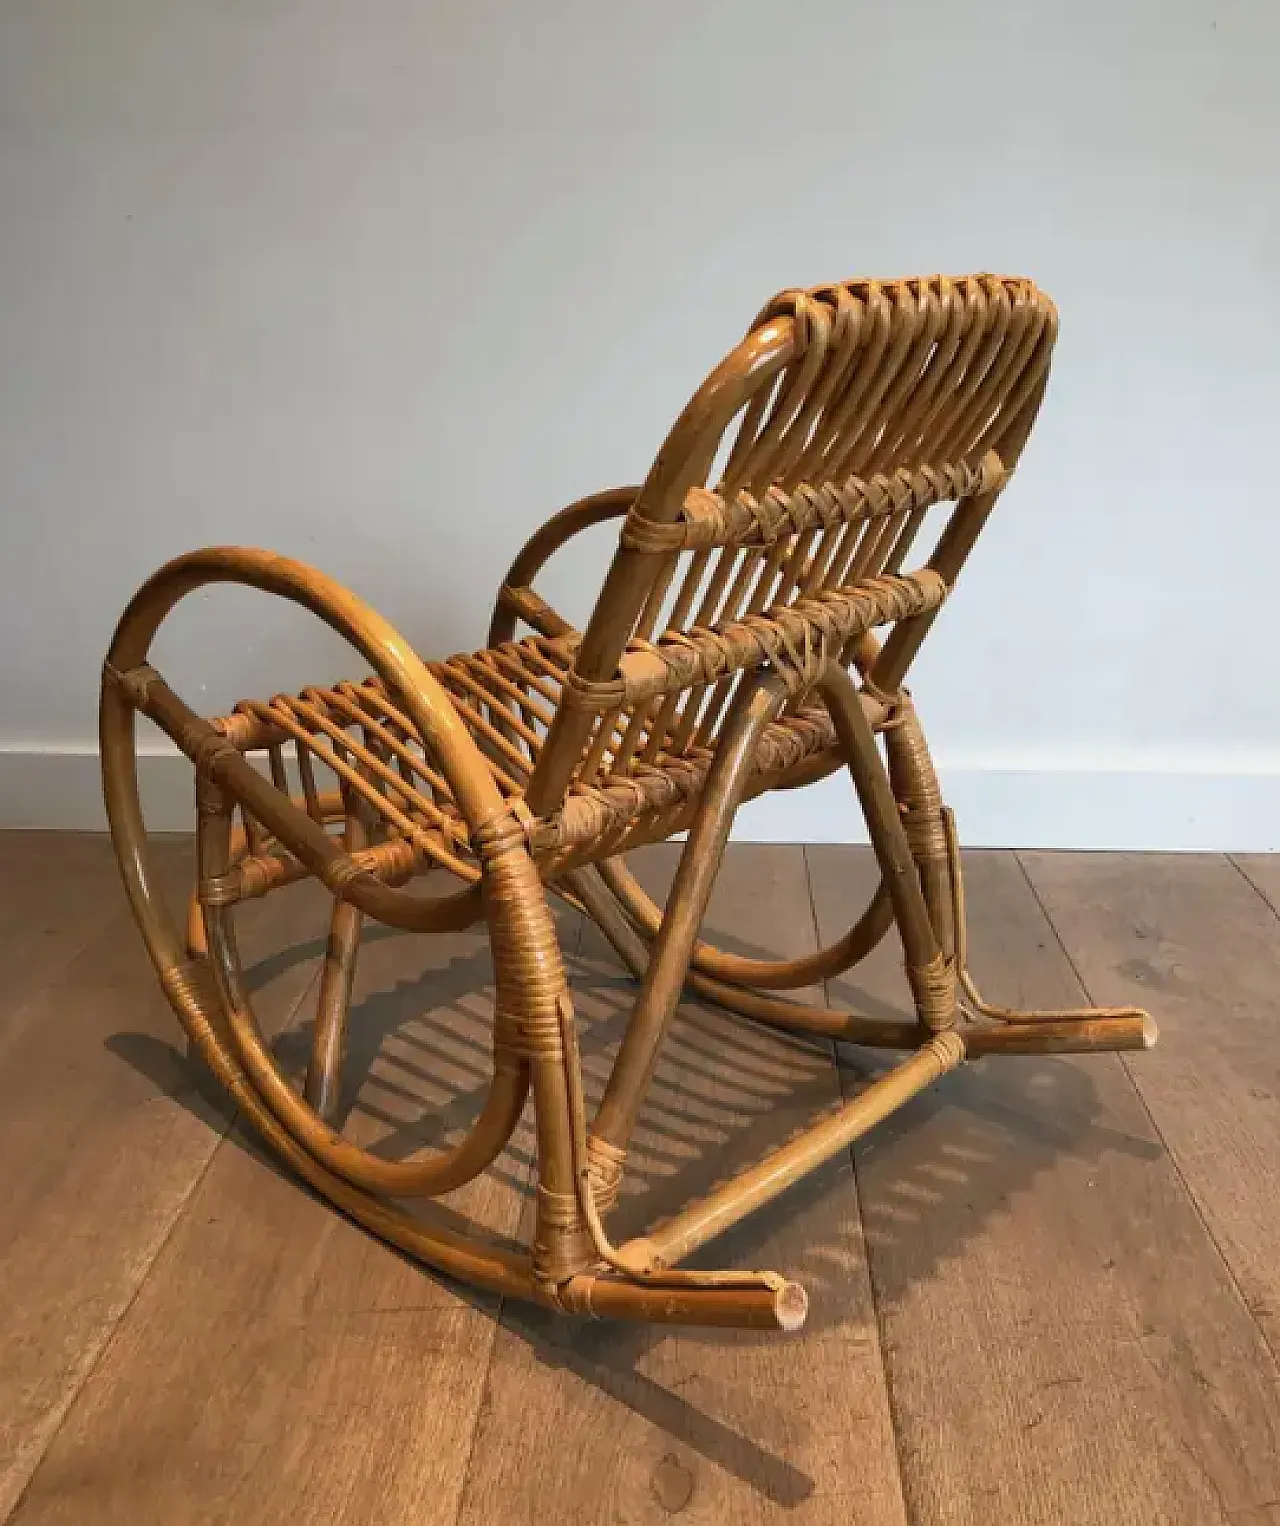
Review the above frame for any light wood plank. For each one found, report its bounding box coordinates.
[9,882,565,1526]
[809,844,1280,1526]
[456,844,908,1526]
[0,843,328,1521]
[1024,850,1280,1360]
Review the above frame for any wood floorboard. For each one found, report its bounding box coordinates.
[808,845,1280,1526]
[1022,850,1280,1364]
[4,838,1279,1524]
[0,833,128,1056]
[6,881,575,1526]
[0,841,328,1521]
[454,844,908,1526]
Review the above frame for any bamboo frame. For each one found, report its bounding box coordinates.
[100,273,1154,1335]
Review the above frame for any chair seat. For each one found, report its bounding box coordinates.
[215,629,842,878]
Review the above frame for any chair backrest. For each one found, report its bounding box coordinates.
[527,274,1057,813]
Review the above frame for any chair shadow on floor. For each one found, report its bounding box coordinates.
[104,906,1159,1509]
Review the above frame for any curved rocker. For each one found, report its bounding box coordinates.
[102,272,1155,1334]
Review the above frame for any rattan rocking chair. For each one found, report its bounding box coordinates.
[101,273,1155,1333]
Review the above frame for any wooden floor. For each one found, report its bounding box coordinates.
[2,834,1279,1525]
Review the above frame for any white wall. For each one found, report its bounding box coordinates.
[1,0,1277,847]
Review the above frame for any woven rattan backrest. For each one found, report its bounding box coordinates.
[526,275,1057,814]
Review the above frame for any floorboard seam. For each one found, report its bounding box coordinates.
[1226,853,1280,923]
[1014,851,1280,1373]
[802,845,916,1526]
[1111,1055,1280,1372]
[3,1129,230,1524]
[1,963,323,1524]
[447,1302,506,1526]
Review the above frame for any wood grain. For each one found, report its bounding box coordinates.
[7,839,1280,1524]
[0,840,327,1521]
[809,844,1280,1526]
[8,888,568,1526]
[0,832,125,1055]
[1025,850,1280,1360]
[455,843,908,1526]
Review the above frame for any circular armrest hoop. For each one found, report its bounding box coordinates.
[487,486,640,647]
[102,546,506,953]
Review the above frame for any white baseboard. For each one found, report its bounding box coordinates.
[3,746,1279,852]
[0,748,200,834]
[732,764,1280,852]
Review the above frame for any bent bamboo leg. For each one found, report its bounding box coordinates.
[588,673,790,1168]
[884,700,1157,1042]
[943,807,1156,1036]
[305,794,366,1120]
[305,897,362,1119]
[818,663,954,1034]
[884,703,955,958]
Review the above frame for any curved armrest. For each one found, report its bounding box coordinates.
[488,485,639,647]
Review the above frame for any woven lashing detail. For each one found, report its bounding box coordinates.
[562,666,626,712]
[103,660,161,710]
[536,1185,583,1229]
[585,1133,627,1214]
[476,802,586,1283]
[907,952,957,1032]
[529,708,835,858]
[476,808,569,1063]
[533,1188,594,1283]
[471,809,527,860]
[565,571,946,714]
[901,807,948,865]
[929,1029,967,1069]
[160,958,222,1022]
[886,703,948,863]
[492,1005,563,1061]
[198,871,243,909]
[620,455,1007,555]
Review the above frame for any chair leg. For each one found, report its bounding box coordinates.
[883,690,1157,1050]
[585,671,791,1205]
[304,794,367,1121]
[884,702,955,960]
[818,664,957,1035]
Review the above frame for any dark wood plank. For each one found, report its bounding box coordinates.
[809,844,1280,1526]
[1024,850,1280,1361]
[456,844,908,1526]
[0,833,128,1052]
[0,842,329,1521]
[9,882,565,1526]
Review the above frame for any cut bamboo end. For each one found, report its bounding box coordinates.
[965,1012,1154,1056]
[555,1272,809,1331]
[774,1278,809,1333]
